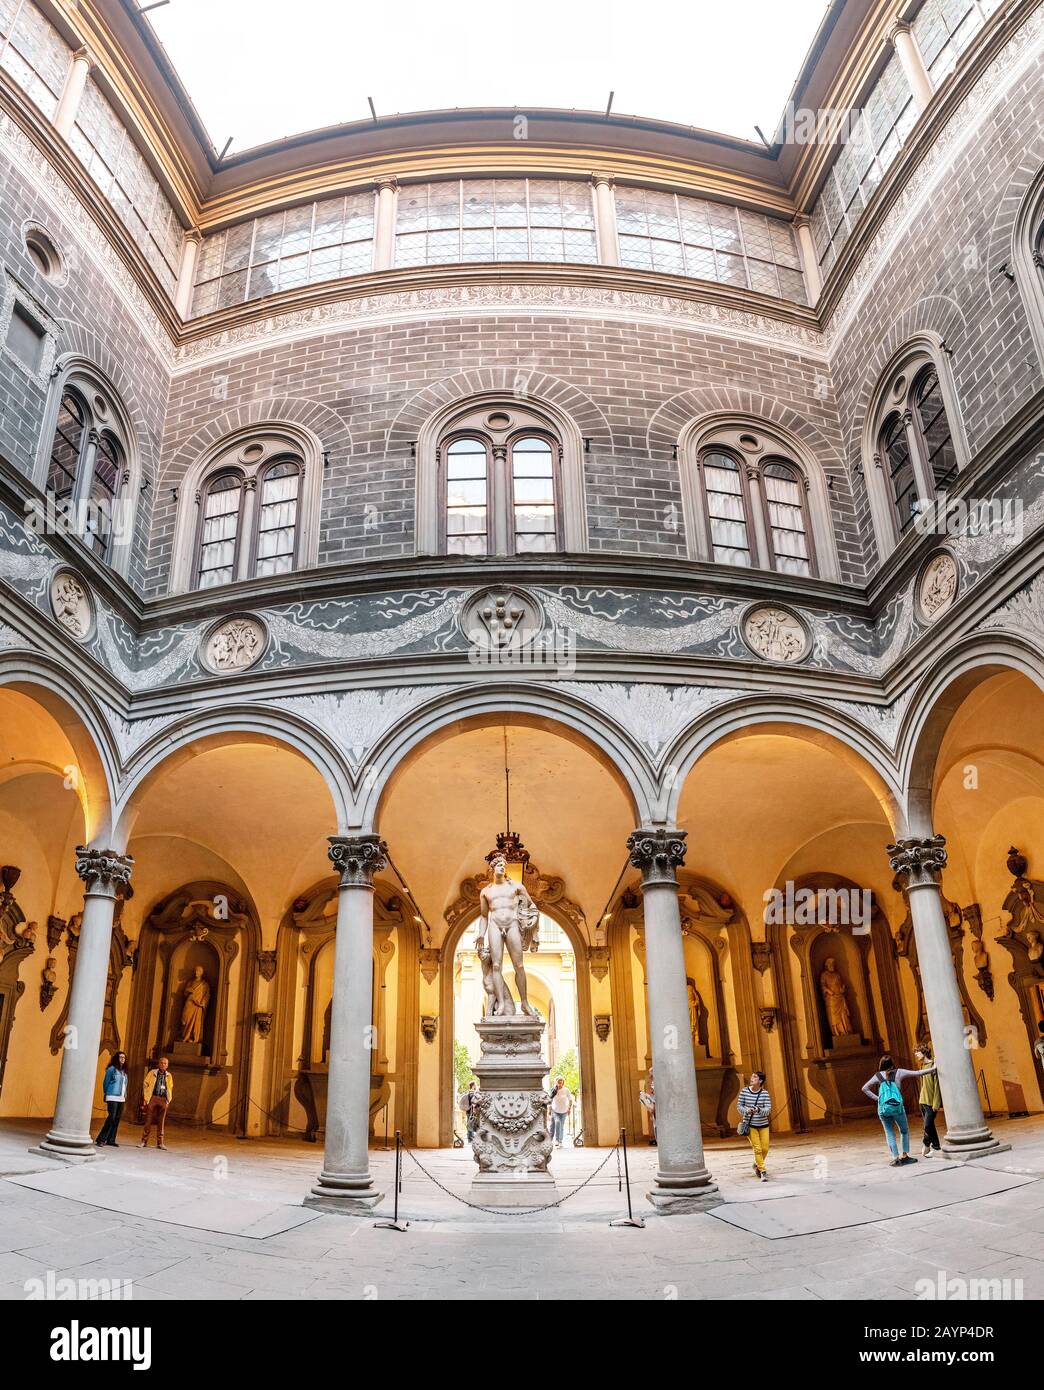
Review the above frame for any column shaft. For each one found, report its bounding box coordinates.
[32,849,132,1161]
[628,828,719,1211]
[174,231,202,318]
[792,215,823,306]
[592,175,620,266]
[309,834,386,1210]
[54,48,91,140]
[889,21,934,114]
[373,179,397,271]
[889,836,1006,1159]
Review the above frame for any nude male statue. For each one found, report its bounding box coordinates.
[475,854,540,1018]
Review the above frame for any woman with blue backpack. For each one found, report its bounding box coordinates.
[862,1054,937,1166]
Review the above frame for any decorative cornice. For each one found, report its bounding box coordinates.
[627,827,687,887]
[328,833,388,889]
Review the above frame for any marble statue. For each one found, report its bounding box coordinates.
[475,854,540,1018]
[178,965,211,1043]
[819,956,853,1039]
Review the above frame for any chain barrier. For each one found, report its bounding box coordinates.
[399,1136,623,1216]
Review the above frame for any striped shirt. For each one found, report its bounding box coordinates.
[737,1086,771,1127]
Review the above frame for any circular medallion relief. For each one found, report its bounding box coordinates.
[742,604,809,664]
[49,569,94,641]
[917,551,959,624]
[459,585,544,653]
[485,411,512,431]
[201,614,268,674]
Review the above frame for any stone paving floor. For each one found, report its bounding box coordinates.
[0,1115,1042,1300]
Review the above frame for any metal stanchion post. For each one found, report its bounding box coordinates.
[609,1127,645,1228]
[375,1131,409,1231]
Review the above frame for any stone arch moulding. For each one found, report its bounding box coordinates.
[899,636,1044,839]
[34,350,149,580]
[438,860,598,1148]
[676,410,842,582]
[1012,156,1044,373]
[165,418,329,594]
[857,325,972,562]
[360,684,657,832]
[0,655,119,843]
[397,372,613,556]
[658,700,905,834]
[110,706,355,850]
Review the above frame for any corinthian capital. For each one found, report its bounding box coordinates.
[328,834,388,888]
[74,847,134,895]
[887,834,948,888]
[627,827,687,887]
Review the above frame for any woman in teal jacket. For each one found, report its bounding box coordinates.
[95,1050,129,1147]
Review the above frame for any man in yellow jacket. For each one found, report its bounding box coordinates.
[140,1058,174,1150]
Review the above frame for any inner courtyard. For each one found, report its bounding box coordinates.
[0,0,1042,1327]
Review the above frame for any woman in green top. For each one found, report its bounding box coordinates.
[914,1045,943,1156]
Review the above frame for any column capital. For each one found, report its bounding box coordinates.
[627,827,687,886]
[792,212,812,231]
[185,227,203,246]
[74,847,133,895]
[328,833,388,888]
[887,18,912,44]
[590,171,615,189]
[887,834,947,888]
[374,175,398,193]
[71,46,95,69]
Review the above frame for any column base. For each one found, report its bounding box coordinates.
[30,1131,101,1164]
[306,1170,384,1214]
[940,1130,1010,1162]
[646,1167,721,1214]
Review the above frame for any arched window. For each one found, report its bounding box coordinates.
[762,459,813,576]
[701,450,752,566]
[880,412,918,534]
[1012,163,1044,373]
[253,459,301,577]
[688,426,826,577]
[188,439,309,591]
[511,436,558,553]
[196,470,243,589]
[444,437,490,556]
[42,376,133,568]
[866,341,968,548]
[436,405,563,557]
[912,367,958,493]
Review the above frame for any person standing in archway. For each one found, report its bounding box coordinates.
[548,1076,572,1147]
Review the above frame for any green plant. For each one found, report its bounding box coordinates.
[454,1039,477,1095]
[551,1046,580,1098]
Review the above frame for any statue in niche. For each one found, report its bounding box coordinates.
[687,978,710,1057]
[475,854,540,1018]
[1027,930,1043,964]
[178,964,211,1044]
[819,956,854,1039]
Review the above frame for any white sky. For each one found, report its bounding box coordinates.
[145,0,831,155]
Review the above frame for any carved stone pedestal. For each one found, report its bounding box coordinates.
[469,1016,557,1209]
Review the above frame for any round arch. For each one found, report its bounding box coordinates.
[113,706,354,848]
[364,685,656,831]
[0,656,118,843]
[661,698,905,833]
[900,635,1044,837]
[438,892,597,1148]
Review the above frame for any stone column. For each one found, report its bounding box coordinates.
[792,214,822,306]
[592,174,620,266]
[373,177,398,271]
[32,848,133,1162]
[54,47,92,140]
[887,836,1007,1159]
[888,20,934,114]
[627,828,719,1210]
[174,230,202,318]
[309,834,386,1210]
